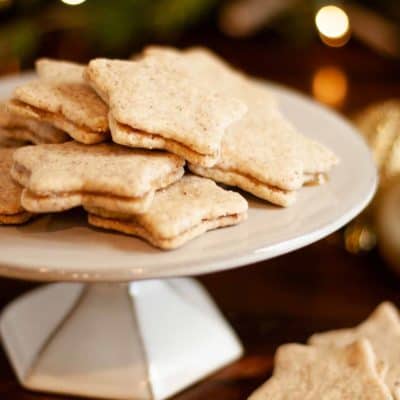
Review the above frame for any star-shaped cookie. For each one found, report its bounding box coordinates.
[144,47,337,206]
[11,141,185,215]
[87,175,248,250]
[8,59,109,144]
[248,340,392,400]
[0,148,32,225]
[0,102,68,145]
[85,53,247,167]
[309,302,400,399]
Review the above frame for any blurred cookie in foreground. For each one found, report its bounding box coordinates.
[11,141,185,215]
[87,175,248,250]
[0,148,32,225]
[309,302,400,399]
[7,59,109,144]
[248,340,391,400]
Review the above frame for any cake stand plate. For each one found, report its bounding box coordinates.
[0,74,377,399]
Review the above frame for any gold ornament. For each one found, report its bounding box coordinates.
[355,100,400,185]
[346,100,400,260]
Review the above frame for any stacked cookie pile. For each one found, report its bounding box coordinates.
[0,46,338,249]
[249,302,400,400]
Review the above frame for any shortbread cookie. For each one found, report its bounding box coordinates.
[36,58,85,83]
[11,142,185,214]
[248,340,392,400]
[87,175,248,250]
[190,102,305,206]
[8,59,108,144]
[189,106,338,206]
[145,46,276,108]
[144,47,337,206]
[144,45,262,100]
[0,148,32,224]
[188,60,337,205]
[0,102,68,145]
[85,54,247,167]
[309,302,400,399]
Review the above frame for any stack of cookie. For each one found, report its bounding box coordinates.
[0,148,32,225]
[0,102,68,147]
[0,46,338,249]
[249,302,400,400]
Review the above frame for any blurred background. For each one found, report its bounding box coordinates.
[1,2,400,398]
[1,0,400,73]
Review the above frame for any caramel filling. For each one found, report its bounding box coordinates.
[11,100,104,134]
[198,166,326,194]
[102,213,243,241]
[116,120,217,159]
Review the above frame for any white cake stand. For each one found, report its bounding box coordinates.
[0,74,377,400]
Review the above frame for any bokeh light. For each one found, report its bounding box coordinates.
[0,0,11,9]
[61,0,86,5]
[312,66,348,108]
[315,5,350,47]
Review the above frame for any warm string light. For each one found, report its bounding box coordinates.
[0,0,11,9]
[315,5,351,47]
[61,0,86,5]
[312,66,348,108]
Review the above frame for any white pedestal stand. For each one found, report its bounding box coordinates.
[0,279,242,399]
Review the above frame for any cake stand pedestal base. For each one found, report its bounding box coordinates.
[0,278,242,400]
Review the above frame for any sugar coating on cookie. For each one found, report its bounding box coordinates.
[85,54,247,167]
